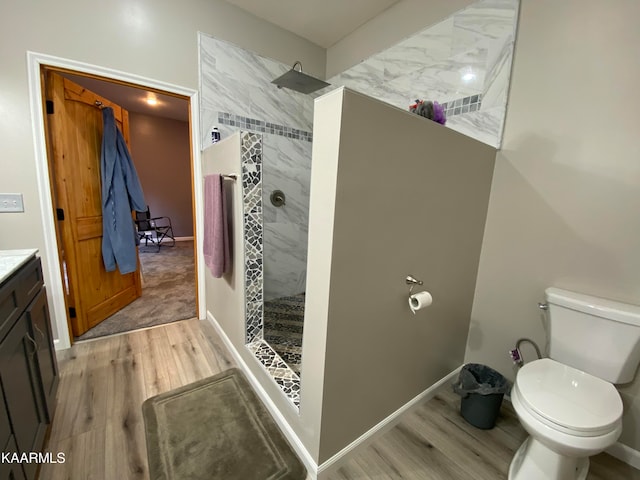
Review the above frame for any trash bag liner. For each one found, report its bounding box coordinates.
[453,363,510,397]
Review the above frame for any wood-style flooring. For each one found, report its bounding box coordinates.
[41,319,639,479]
[327,389,640,480]
[40,319,235,480]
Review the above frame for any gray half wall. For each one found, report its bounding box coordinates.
[314,88,497,462]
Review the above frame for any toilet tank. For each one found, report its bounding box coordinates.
[546,287,640,384]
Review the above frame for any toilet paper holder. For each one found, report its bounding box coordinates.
[406,275,432,314]
[406,275,423,294]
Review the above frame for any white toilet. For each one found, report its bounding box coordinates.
[509,287,640,480]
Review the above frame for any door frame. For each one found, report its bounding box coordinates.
[27,51,206,350]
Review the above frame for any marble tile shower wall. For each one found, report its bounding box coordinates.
[326,0,519,148]
[199,34,314,147]
[200,33,314,301]
[262,135,312,301]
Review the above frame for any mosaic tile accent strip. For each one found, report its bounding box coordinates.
[241,131,264,344]
[247,340,301,409]
[219,112,313,142]
[241,131,302,408]
[441,94,483,118]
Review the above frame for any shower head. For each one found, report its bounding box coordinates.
[271,61,330,94]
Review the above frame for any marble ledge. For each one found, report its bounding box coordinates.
[0,249,39,285]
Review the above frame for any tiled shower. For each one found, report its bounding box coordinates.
[199,0,519,407]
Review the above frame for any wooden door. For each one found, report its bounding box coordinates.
[44,71,142,337]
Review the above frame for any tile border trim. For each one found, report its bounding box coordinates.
[220,112,313,142]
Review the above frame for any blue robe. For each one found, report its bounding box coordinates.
[101,107,146,274]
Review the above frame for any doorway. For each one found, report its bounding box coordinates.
[27,52,205,349]
[43,67,196,341]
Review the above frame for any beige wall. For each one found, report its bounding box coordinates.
[202,135,244,344]
[467,0,640,452]
[325,0,474,77]
[313,89,496,462]
[0,0,324,344]
[129,113,192,237]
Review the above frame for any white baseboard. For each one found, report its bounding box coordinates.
[156,236,193,243]
[205,312,320,479]
[203,316,464,479]
[53,338,64,351]
[606,441,640,470]
[139,236,193,246]
[317,365,462,478]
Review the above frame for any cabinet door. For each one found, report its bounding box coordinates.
[0,316,48,480]
[26,288,59,421]
[0,436,27,480]
[0,385,11,451]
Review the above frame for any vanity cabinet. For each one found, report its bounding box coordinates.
[25,289,58,422]
[0,385,26,480]
[0,255,58,480]
[0,437,26,480]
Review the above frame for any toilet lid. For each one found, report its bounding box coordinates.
[516,358,622,434]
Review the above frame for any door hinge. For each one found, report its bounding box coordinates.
[56,208,64,220]
[68,307,76,318]
[46,100,54,114]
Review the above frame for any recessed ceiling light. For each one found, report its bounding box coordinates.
[462,72,476,82]
[146,94,158,106]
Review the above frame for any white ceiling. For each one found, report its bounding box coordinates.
[224,0,404,48]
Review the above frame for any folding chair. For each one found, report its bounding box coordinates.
[134,207,175,250]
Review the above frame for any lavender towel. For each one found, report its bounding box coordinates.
[204,174,230,278]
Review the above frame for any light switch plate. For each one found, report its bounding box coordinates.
[0,193,24,212]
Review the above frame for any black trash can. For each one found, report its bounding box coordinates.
[452,363,510,430]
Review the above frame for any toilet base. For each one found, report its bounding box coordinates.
[508,437,589,480]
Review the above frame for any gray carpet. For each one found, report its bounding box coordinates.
[77,241,196,340]
[143,368,307,480]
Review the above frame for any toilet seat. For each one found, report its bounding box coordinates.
[515,359,622,437]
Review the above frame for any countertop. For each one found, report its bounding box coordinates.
[0,249,39,285]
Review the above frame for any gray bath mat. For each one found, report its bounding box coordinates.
[142,368,306,479]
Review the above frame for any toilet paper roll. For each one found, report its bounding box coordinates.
[409,291,433,314]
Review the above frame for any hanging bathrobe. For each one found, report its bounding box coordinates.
[100,107,146,274]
